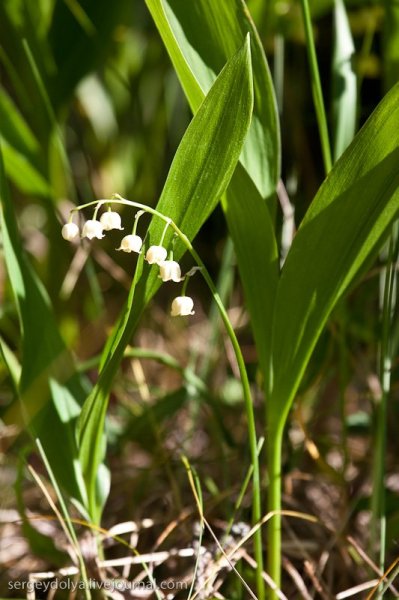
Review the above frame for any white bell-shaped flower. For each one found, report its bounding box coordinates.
[100,211,123,231]
[62,222,79,241]
[171,296,195,316]
[82,219,104,240]
[145,245,167,265]
[117,234,143,253]
[159,260,182,282]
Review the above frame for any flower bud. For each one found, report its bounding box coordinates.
[62,222,79,241]
[82,219,104,240]
[159,260,182,282]
[145,245,167,265]
[171,296,195,316]
[100,211,123,231]
[117,234,143,253]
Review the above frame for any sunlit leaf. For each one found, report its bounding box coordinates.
[270,83,399,427]
[146,0,280,384]
[76,39,254,519]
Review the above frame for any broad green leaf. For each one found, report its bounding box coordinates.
[222,168,278,380]
[77,39,254,518]
[332,0,357,161]
[0,139,89,516]
[0,96,51,206]
[0,2,53,136]
[0,88,40,158]
[48,0,131,108]
[146,0,280,384]
[270,83,399,427]
[2,141,51,196]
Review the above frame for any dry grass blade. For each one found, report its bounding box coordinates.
[366,554,399,599]
[192,517,258,600]
[59,245,90,299]
[154,507,193,548]
[282,556,312,600]
[27,464,79,562]
[11,513,177,599]
[182,456,258,600]
[303,560,333,600]
[242,550,289,600]
[226,510,318,560]
[191,508,318,600]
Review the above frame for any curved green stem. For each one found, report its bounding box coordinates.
[132,210,145,235]
[266,425,284,599]
[184,242,264,597]
[69,196,264,599]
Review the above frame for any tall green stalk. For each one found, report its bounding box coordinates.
[266,423,284,596]
[300,0,332,173]
[267,7,333,592]
[371,224,399,595]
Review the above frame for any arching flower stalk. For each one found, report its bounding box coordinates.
[62,195,260,600]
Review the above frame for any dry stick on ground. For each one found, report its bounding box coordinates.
[282,556,313,600]
[241,550,289,600]
[336,579,380,600]
[304,559,333,600]
[282,519,333,599]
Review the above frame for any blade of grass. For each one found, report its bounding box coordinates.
[0,140,89,514]
[224,437,265,541]
[182,456,258,600]
[300,0,332,173]
[1,140,51,196]
[370,223,399,593]
[22,39,72,198]
[181,456,204,600]
[34,439,91,600]
[198,235,236,379]
[15,450,68,566]
[0,335,21,391]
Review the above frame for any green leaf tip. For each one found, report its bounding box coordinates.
[243,31,252,71]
